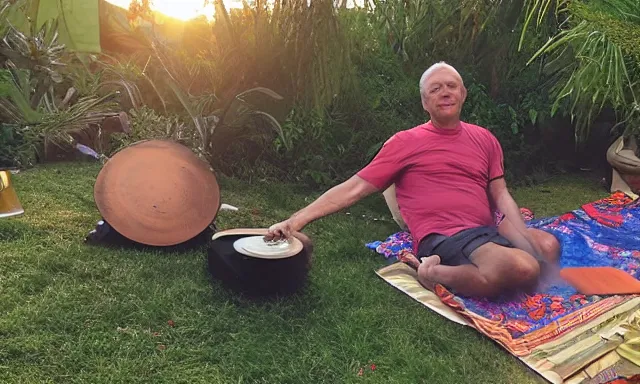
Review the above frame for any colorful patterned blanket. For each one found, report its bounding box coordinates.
[366,192,640,354]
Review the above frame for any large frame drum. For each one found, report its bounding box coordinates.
[94,140,221,246]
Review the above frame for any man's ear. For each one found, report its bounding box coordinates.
[461,85,468,103]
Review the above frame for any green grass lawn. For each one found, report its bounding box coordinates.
[0,163,609,383]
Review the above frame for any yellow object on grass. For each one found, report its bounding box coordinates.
[0,170,24,219]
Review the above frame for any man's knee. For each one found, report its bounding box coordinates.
[541,234,561,258]
[482,248,540,287]
[512,254,540,283]
[530,229,561,262]
[470,243,541,296]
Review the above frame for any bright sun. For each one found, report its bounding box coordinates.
[106,0,363,21]
[105,0,224,22]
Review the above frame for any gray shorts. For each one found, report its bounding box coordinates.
[417,226,513,266]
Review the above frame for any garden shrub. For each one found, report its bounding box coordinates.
[109,106,193,155]
[0,123,26,169]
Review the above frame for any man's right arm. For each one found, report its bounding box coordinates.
[266,175,379,240]
[266,133,407,240]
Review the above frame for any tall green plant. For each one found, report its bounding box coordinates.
[368,0,523,64]
[366,0,546,102]
[0,0,123,166]
[520,0,640,142]
[150,41,289,169]
[207,0,355,112]
[0,68,119,165]
[0,18,65,109]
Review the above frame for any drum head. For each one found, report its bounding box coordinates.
[233,236,303,259]
[94,140,220,246]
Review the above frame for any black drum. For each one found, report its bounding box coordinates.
[207,229,313,297]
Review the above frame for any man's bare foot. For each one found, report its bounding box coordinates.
[417,255,441,291]
[537,261,564,290]
[398,251,421,269]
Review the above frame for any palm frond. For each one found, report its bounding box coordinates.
[236,87,284,101]
[519,0,570,51]
[0,69,43,123]
[249,110,290,150]
[521,0,640,141]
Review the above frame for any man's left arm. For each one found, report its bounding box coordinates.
[485,132,543,261]
[488,179,543,259]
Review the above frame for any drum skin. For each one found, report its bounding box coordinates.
[94,139,221,247]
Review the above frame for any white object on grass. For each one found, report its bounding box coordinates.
[220,203,239,211]
[383,184,408,230]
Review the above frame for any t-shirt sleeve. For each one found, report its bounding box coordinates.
[487,132,505,181]
[356,134,407,190]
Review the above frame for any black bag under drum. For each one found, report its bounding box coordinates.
[207,229,313,297]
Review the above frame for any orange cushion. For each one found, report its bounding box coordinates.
[560,267,640,295]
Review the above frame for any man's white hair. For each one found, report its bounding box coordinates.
[419,61,464,100]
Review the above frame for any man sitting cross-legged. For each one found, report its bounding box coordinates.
[265,61,561,299]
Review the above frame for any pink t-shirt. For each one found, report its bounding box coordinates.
[357,121,504,252]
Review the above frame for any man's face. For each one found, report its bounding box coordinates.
[421,68,467,122]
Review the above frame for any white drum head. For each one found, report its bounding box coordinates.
[233,236,303,259]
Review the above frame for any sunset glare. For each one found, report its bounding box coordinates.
[105,0,224,21]
[106,0,365,21]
